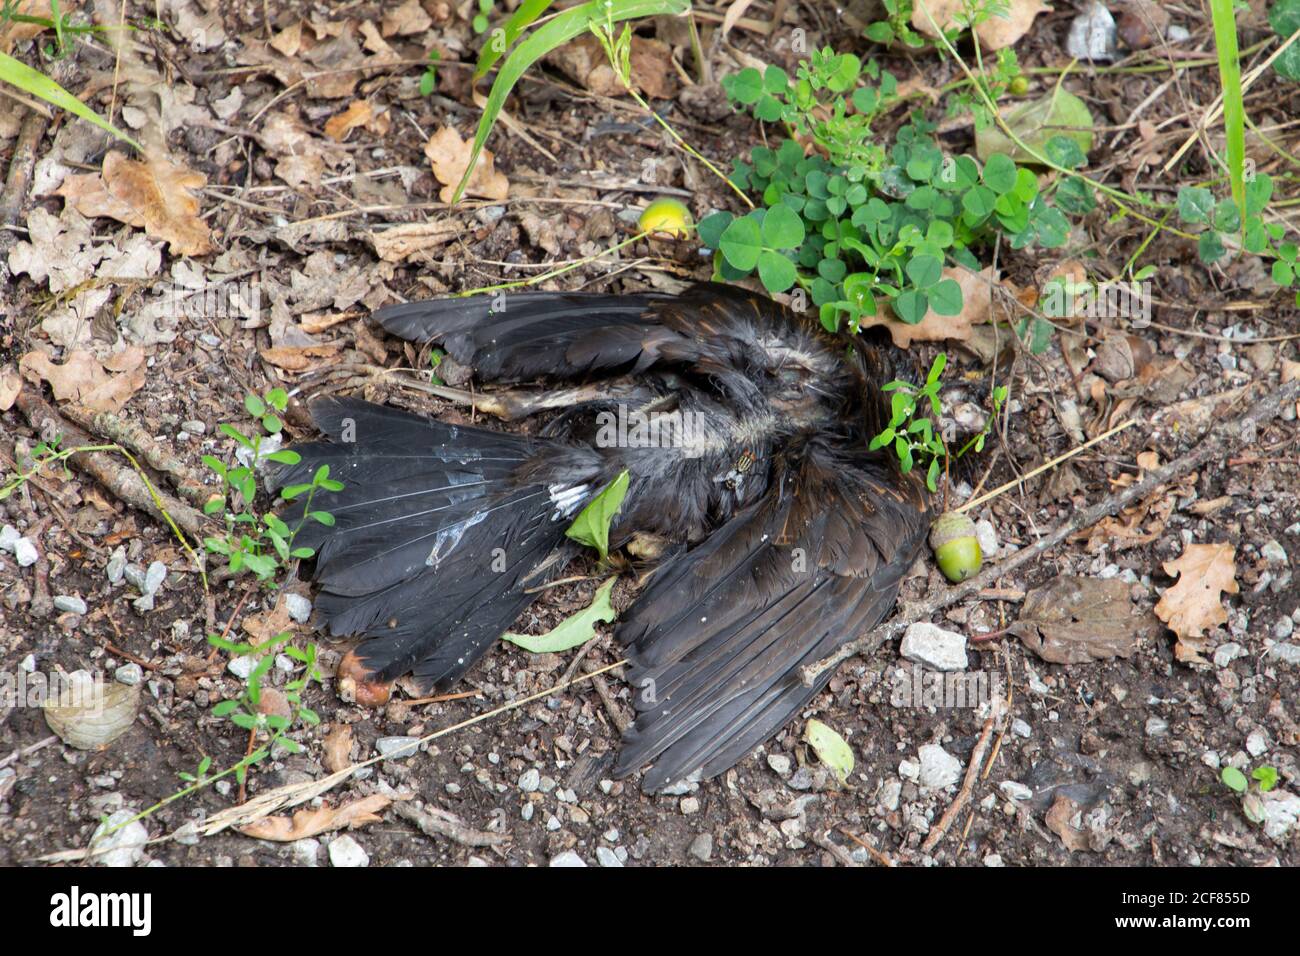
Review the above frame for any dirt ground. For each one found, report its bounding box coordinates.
[1,1,1298,868]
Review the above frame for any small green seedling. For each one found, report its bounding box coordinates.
[1221,764,1279,825]
[869,352,1008,493]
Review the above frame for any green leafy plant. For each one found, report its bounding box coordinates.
[1177,176,1299,304]
[869,353,1007,492]
[565,469,629,561]
[1270,0,1300,81]
[1221,763,1280,825]
[471,0,496,34]
[706,52,1072,332]
[202,388,341,583]
[205,629,322,784]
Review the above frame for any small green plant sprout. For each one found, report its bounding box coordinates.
[1221,764,1280,825]
[202,388,342,584]
[176,755,212,785]
[206,630,323,786]
[418,48,441,96]
[869,352,1007,495]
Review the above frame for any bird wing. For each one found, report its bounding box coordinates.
[371,283,786,385]
[613,445,929,792]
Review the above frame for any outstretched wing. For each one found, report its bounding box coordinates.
[613,445,929,792]
[371,282,812,387]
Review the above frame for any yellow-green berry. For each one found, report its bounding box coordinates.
[638,198,693,239]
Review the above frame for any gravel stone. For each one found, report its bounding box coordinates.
[917,744,961,789]
[328,835,369,867]
[91,810,148,867]
[549,851,586,867]
[52,595,87,615]
[518,768,540,792]
[900,622,968,672]
[688,833,713,862]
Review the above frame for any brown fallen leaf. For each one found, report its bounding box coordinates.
[1,0,81,51]
[0,367,21,411]
[912,0,1050,51]
[56,152,213,256]
[324,100,374,141]
[369,220,459,263]
[19,348,147,414]
[1156,543,1238,664]
[425,126,509,203]
[237,794,391,842]
[259,344,344,372]
[381,0,432,36]
[1010,575,1161,664]
[1045,792,1092,853]
[322,724,354,774]
[546,33,677,99]
[859,266,997,348]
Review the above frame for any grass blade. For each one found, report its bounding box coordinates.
[453,0,689,204]
[0,51,141,150]
[1208,0,1245,242]
[473,0,556,80]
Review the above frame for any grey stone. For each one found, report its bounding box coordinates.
[291,838,320,867]
[1246,732,1269,758]
[767,754,792,776]
[0,525,20,551]
[1146,717,1169,737]
[900,622,968,672]
[283,593,312,623]
[549,851,586,867]
[1067,1,1117,61]
[688,833,713,862]
[918,744,961,789]
[106,547,127,584]
[52,595,87,615]
[328,835,369,867]
[518,768,540,792]
[114,663,143,686]
[227,655,255,680]
[999,781,1033,801]
[1214,642,1244,668]
[974,519,998,558]
[143,561,167,595]
[1268,643,1300,666]
[1260,539,1288,565]
[13,538,37,567]
[1276,616,1295,640]
[595,847,623,868]
[91,810,148,867]
[375,736,420,759]
[1011,719,1032,738]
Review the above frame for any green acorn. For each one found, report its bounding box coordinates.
[929,511,983,583]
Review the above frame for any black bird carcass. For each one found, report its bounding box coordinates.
[272,282,930,792]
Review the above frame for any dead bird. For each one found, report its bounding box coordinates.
[273,282,930,792]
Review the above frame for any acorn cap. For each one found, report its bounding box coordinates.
[929,511,978,551]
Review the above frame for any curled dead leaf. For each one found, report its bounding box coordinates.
[369,220,459,263]
[859,266,998,348]
[1045,792,1092,853]
[425,126,509,203]
[324,100,374,141]
[237,793,391,842]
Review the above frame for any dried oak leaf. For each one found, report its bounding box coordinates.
[19,347,147,414]
[912,0,1050,51]
[859,266,996,348]
[324,100,374,141]
[57,152,213,256]
[1155,543,1238,663]
[237,794,391,842]
[1010,575,1160,664]
[425,126,509,203]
